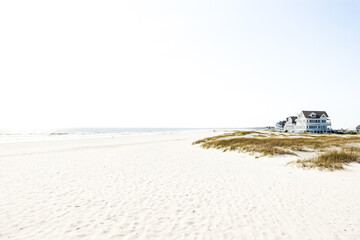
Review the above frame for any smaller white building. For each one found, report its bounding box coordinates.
[275,121,286,132]
[284,116,297,132]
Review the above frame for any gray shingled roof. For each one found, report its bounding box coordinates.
[287,116,297,123]
[276,121,286,127]
[302,111,329,119]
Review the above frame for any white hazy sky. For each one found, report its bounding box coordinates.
[1,0,359,129]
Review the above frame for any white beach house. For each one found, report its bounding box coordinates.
[284,116,297,132]
[294,111,331,133]
[276,110,332,133]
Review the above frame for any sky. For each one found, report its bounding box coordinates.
[0,0,359,129]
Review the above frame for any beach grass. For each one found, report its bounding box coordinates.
[193,131,360,170]
[289,147,360,170]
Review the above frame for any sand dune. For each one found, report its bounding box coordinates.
[1,131,360,239]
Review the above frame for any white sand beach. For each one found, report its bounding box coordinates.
[1,130,360,240]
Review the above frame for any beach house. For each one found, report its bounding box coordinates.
[275,121,286,132]
[357,125,360,133]
[276,110,331,133]
[294,111,331,133]
[284,116,297,132]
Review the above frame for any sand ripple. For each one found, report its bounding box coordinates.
[1,131,360,239]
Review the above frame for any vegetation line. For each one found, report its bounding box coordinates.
[193,131,360,170]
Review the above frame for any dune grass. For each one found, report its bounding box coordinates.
[193,130,360,170]
[193,131,360,156]
[289,147,360,170]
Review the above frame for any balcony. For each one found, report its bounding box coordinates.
[307,123,331,127]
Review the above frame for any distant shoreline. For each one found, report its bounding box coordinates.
[0,128,264,143]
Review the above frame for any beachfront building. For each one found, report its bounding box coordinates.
[294,111,331,133]
[284,116,297,132]
[356,125,360,133]
[275,121,286,132]
[275,110,332,133]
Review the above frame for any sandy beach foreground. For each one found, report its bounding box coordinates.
[1,130,360,240]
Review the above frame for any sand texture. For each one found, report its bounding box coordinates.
[1,131,360,239]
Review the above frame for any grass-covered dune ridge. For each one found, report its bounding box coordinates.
[193,131,360,170]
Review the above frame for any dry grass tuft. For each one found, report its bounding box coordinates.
[342,146,360,152]
[289,147,360,170]
[193,130,360,170]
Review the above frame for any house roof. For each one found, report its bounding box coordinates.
[287,116,297,123]
[276,121,286,126]
[302,111,329,119]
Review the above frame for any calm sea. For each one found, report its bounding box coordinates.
[0,128,214,143]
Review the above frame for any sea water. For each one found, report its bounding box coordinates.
[0,128,210,143]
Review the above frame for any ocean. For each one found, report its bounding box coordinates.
[0,128,212,143]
